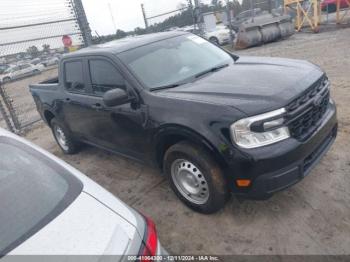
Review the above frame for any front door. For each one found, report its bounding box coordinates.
[63,57,150,161]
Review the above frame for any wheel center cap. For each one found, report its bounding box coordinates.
[180,170,200,194]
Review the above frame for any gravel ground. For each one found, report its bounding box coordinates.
[13,27,350,256]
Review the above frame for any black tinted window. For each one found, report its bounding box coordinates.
[0,137,82,255]
[89,60,125,95]
[64,61,85,93]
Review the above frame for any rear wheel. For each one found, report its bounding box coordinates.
[51,118,80,154]
[164,141,229,214]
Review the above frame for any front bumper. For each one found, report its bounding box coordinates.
[219,37,230,45]
[227,101,337,199]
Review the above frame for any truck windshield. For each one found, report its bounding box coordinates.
[0,137,82,255]
[118,34,234,90]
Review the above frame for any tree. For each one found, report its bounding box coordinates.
[116,29,127,39]
[42,44,50,53]
[211,0,223,9]
[134,27,147,35]
[26,46,39,58]
[231,0,242,16]
[241,0,251,11]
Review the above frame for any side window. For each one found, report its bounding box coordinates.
[64,61,85,93]
[89,59,125,96]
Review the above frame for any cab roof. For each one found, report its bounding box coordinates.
[64,31,189,58]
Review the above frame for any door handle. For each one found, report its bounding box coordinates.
[65,98,70,102]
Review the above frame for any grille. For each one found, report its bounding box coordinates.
[286,76,330,140]
[303,126,336,173]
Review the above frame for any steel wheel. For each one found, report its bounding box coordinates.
[171,159,209,205]
[54,125,69,151]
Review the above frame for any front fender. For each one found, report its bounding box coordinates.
[152,124,228,170]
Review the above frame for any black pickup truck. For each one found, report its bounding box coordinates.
[30,31,337,213]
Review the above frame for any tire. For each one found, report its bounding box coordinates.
[3,77,11,83]
[51,118,80,154]
[164,141,229,214]
[209,37,220,46]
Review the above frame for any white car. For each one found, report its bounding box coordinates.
[179,25,234,46]
[0,63,44,83]
[204,25,233,45]
[0,128,167,258]
[41,56,60,67]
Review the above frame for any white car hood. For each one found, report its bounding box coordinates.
[8,192,140,257]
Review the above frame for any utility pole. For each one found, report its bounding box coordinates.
[268,0,272,13]
[193,0,204,35]
[72,0,92,46]
[225,0,235,47]
[108,3,117,33]
[187,0,196,29]
[250,0,256,22]
[141,4,148,28]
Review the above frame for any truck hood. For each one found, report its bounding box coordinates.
[159,56,324,115]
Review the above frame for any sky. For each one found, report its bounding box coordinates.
[0,0,212,55]
[82,0,212,36]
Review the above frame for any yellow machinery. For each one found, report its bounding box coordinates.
[336,0,350,23]
[284,0,322,32]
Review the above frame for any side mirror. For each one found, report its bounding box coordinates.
[103,88,130,107]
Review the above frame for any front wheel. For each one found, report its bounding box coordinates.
[164,141,229,214]
[51,118,80,154]
[209,37,220,45]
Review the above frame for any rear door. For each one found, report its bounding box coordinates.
[61,58,97,140]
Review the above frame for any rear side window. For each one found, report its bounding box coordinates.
[89,59,125,96]
[64,60,85,93]
[0,137,82,255]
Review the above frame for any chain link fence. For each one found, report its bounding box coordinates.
[0,0,91,133]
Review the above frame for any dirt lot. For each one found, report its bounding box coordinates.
[18,27,350,255]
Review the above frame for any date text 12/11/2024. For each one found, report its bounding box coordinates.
[127,255,220,261]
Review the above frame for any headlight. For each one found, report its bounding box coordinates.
[230,108,290,149]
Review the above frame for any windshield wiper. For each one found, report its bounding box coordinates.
[195,64,229,78]
[150,83,180,91]
[150,81,191,91]
[150,64,229,91]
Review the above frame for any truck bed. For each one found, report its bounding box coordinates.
[29,77,59,91]
[40,77,58,84]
